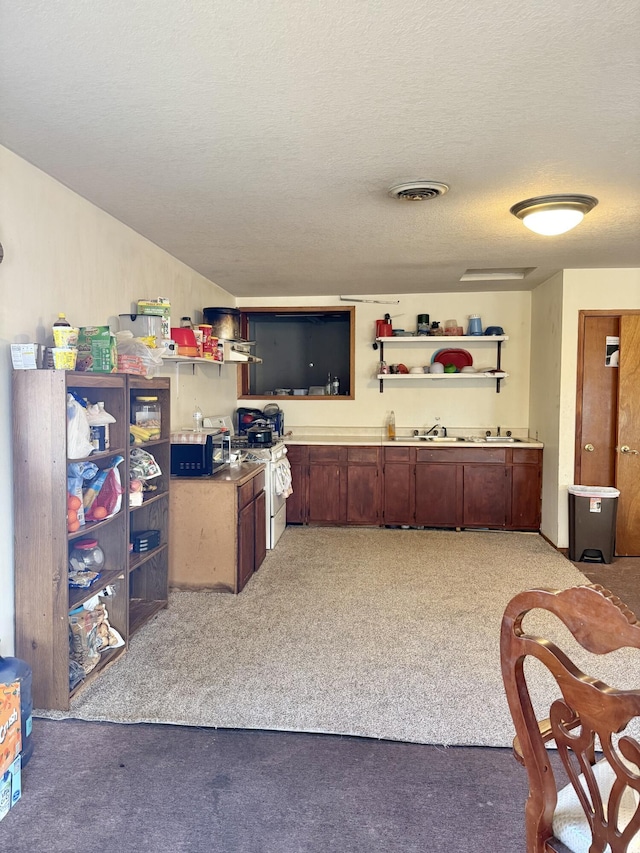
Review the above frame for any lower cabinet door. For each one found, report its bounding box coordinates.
[286,460,308,523]
[463,464,508,527]
[238,500,255,591]
[510,464,541,529]
[254,490,267,569]
[383,463,414,524]
[346,464,380,524]
[308,464,345,523]
[415,463,461,527]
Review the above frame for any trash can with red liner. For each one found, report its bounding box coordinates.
[568,485,620,564]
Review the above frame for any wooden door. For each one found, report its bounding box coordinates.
[575,315,619,486]
[576,312,640,555]
[463,464,508,528]
[615,315,640,555]
[415,463,461,527]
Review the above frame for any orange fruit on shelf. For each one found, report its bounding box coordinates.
[67,520,80,533]
[67,494,82,511]
[91,506,108,520]
[67,509,78,524]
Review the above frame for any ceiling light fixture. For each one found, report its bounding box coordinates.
[510,194,598,236]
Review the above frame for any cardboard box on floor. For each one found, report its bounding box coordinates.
[0,682,22,820]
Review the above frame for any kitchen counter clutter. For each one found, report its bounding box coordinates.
[286,433,542,531]
[169,463,267,593]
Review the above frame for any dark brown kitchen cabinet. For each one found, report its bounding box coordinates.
[346,447,381,525]
[463,464,508,528]
[286,444,308,524]
[509,449,542,530]
[383,446,414,524]
[414,462,462,527]
[286,444,382,525]
[288,442,541,532]
[308,446,347,524]
[237,471,267,589]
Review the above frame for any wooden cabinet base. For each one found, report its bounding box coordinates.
[169,464,266,593]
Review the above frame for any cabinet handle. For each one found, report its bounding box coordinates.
[620,445,639,455]
[584,443,594,452]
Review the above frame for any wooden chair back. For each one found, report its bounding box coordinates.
[501,584,640,853]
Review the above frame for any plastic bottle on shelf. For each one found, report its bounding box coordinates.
[387,410,396,440]
[332,376,340,396]
[325,372,332,395]
[53,312,71,328]
[0,650,34,767]
[193,405,203,432]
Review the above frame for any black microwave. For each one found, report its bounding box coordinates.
[170,430,230,477]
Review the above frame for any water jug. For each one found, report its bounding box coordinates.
[0,653,33,766]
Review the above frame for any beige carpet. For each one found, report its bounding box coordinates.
[38,527,637,746]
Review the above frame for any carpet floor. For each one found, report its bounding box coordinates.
[36,526,634,747]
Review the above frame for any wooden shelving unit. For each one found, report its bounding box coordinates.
[127,375,170,638]
[12,370,171,710]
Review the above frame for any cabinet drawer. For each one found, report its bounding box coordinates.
[347,446,380,464]
[238,480,254,510]
[416,447,506,464]
[510,448,541,465]
[309,445,347,463]
[385,446,413,462]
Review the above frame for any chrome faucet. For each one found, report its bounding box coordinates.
[426,423,447,437]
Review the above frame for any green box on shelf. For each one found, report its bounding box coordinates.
[77,326,117,373]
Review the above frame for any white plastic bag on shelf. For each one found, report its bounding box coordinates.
[115,331,163,377]
[67,393,94,459]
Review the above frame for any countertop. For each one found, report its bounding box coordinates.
[284,433,543,449]
[171,462,265,485]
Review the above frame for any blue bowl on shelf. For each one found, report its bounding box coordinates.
[484,326,504,336]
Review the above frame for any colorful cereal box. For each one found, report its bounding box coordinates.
[0,682,21,777]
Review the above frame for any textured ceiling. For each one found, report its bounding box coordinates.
[1,0,639,297]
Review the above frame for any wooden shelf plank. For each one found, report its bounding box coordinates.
[129,598,168,636]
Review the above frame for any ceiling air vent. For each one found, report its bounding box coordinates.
[387,181,449,201]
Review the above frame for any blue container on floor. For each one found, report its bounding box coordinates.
[0,654,33,767]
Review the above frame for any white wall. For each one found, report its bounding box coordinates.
[238,292,532,435]
[0,146,238,653]
[529,272,564,544]
[531,269,640,548]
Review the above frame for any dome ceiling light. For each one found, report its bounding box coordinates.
[510,194,598,236]
[387,182,449,201]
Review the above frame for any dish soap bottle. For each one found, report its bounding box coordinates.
[387,410,396,440]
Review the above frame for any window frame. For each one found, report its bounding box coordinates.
[238,306,355,400]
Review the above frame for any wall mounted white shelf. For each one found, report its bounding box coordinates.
[375,335,509,393]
